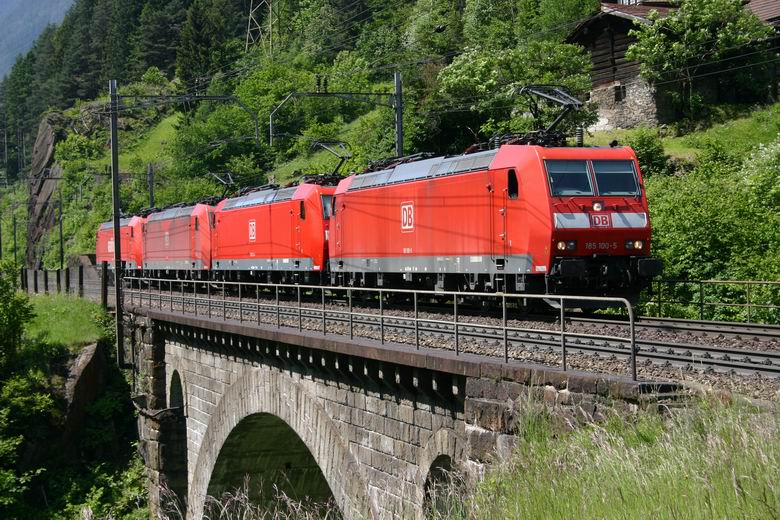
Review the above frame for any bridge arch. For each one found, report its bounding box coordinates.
[187,368,374,519]
[417,428,467,517]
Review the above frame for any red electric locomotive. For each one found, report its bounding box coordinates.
[212,183,335,283]
[329,144,663,299]
[95,216,145,272]
[142,203,214,278]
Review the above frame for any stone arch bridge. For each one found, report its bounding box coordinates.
[127,305,671,519]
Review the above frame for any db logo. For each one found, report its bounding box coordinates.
[591,214,611,227]
[401,202,414,232]
[248,219,256,242]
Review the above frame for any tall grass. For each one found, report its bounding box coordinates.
[26,294,105,350]
[432,401,780,519]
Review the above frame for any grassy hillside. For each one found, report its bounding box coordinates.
[26,294,104,351]
[590,103,780,160]
[434,400,780,519]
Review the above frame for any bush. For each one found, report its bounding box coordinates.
[628,128,668,176]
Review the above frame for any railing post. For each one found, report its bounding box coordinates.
[657,281,662,318]
[276,286,280,328]
[101,262,108,308]
[628,301,637,381]
[34,270,38,294]
[413,292,418,350]
[44,270,49,294]
[208,281,211,318]
[222,282,226,320]
[56,269,61,293]
[746,283,752,323]
[181,280,184,314]
[170,279,174,313]
[454,296,459,355]
[238,282,243,322]
[379,290,384,344]
[20,267,26,293]
[699,281,704,320]
[319,288,324,335]
[297,286,302,331]
[65,267,70,294]
[256,283,260,325]
[560,298,566,372]
[502,295,508,363]
[78,265,84,298]
[193,281,197,316]
[348,289,354,340]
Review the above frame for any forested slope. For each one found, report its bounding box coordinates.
[0,0,73,78]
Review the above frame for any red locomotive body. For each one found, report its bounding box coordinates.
[142,204,214,276]
[95,216,145,271]
[212,183,335,282]
[329,145,662,296]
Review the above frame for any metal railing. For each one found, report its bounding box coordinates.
[124,276,639,381]
[644,279,780,324]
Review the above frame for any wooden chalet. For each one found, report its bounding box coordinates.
[569,0,780,130]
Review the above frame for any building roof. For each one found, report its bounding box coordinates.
[600,2,673,24]
[570,1,778,43]
[747,0,780,25]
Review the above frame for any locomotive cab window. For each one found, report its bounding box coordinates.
[507,169,518,199]
[544,160,593,196]
[321,195,333,219]
[592,160,639,196]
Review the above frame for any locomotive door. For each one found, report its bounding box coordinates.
[490,169,509,268]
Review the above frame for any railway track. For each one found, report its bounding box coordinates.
[127,288,780,379]
[565,315,780,341]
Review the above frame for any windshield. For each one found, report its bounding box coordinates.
[592,160,639,195]
[321,195,333,219]
[545,160,593,196]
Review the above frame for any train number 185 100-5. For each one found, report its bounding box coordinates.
[585,241,618,251]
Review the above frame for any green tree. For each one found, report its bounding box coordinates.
[176,0,244,85]
[0,261,34,373]
[436,41,595,145]
[131,0,191,78]
[627,0,773,117]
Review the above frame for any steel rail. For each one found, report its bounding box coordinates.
[570,315,780,341]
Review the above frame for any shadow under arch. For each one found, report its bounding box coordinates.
[163,369,189,512]
[169,369,185,408]
[423,454,454,515]
[207,412,335,511]
[187,368,373,519]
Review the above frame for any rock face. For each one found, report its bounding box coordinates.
[60,342,108,459]
[26,112,67,266]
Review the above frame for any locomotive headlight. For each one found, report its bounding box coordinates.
[625,240,634,250]
[593,202,604,212]
[556,241,567,251]
[633,240,644,250]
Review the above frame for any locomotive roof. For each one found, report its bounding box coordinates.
[221,185,298,211]
[99,218,132,230]
[146,205,198,223]
[348,149,498,191]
